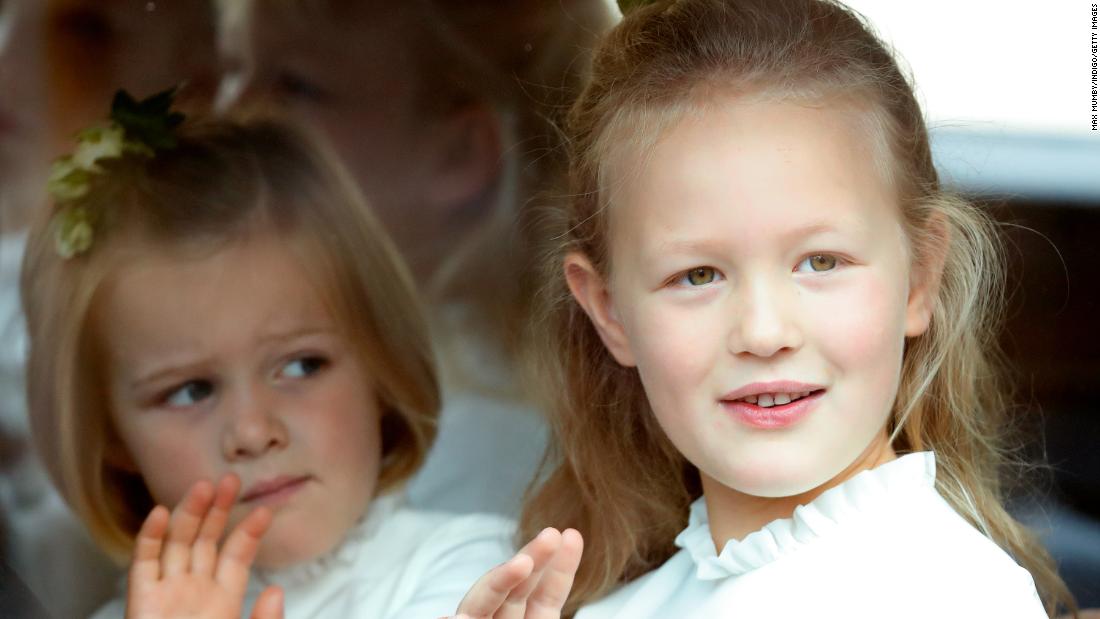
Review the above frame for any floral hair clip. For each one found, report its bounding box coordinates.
[48,88,185,258]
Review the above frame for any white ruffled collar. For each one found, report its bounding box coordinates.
[254,490,404,589]
[675,451,936,581]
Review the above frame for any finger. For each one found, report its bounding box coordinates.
[249,586,284,619]
[497,528,563,619]
[162,479,216,577]
[128,505,170,587]
[191,474,241,576]
[214,505,273,593]
[526,529,584,619]
[455,553,533,617]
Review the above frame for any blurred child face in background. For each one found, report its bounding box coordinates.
[98,234,383,568]
[216,0,501,278]
[45,0,218,153]
[582,100,936,501]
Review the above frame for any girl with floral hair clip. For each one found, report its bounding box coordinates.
[444,0,1080,617]
[21,90,517,618]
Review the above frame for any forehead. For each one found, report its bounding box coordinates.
[603,99,899,256]
[96,237,337,362]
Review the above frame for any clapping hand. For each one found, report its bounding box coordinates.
[445,527,584,619]
[125,475,284,619]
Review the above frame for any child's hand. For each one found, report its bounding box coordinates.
[126,475,284,619]
[447,527,583,619]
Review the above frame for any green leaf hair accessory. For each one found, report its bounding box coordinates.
[47,87,185,259]
[54,205,95,259]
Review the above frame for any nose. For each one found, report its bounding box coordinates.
[728,275,803,358]
[221,384,288,461]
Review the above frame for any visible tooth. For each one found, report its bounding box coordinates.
[773,393,791,405]
[757,393,775,407]
[744,395,758,404]
[801,391,809,398]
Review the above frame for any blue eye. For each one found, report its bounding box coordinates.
[676,267,722,287]
[795,254,839,273]
[164,380,214,408]
[281,356,327,379]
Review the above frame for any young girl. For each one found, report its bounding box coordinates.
[20,94,514,617]
[453,0,1079,616]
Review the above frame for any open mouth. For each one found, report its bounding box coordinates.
[729,388,826,408]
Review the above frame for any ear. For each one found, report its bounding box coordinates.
[904,213,950,337]
[423,103,502,210]
[563,252,637,367]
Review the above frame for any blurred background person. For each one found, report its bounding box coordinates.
[215,0,616,517]
[1,0,219,616]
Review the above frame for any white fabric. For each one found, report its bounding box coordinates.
[91,492,515,618]
[406,312,548,518]
[577,452,1047,618]
[406,384,547,518]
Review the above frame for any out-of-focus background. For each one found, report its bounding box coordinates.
[841,0,1100,607]
[1,0,1097,616]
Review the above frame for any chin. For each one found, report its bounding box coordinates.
[253,519,345,569]
[713,454,835,499]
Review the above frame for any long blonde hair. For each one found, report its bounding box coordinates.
[21,113,439,562]
[519,0,1075,615]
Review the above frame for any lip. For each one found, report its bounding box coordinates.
[721,380,826,402]
[720,385,826,430]
[239,474,312,505]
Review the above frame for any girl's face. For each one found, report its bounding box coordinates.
[98,234,382,568]
[573,100,936,499]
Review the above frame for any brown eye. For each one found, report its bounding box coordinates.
[805,254,837,272]
[685,267,717,286]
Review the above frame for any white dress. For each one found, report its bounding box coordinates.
[576,452,1047,618]
[91,492,515,618]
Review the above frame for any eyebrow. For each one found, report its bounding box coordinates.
[128,326,337,392]
[657,221,843,255]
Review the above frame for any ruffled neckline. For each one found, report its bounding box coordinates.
[674,451,936,580]
[254,491,403,589]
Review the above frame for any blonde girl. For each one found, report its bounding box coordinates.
[21,101,512,618]
[450,0,1078,617]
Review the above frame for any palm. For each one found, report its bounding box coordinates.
[125,476,283,619]
[455,527,583,619]
[129,573,247,619]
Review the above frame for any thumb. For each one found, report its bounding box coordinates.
[250,586,284,619]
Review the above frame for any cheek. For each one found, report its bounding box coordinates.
[121,421,217,507]
[297,379,383,486]
[626,299,722,408]
[810,272,908,408]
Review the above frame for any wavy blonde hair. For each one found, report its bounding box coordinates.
[519,0,1076,615]
[21,114,439,562]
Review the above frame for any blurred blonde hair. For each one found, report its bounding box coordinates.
[519,0,1076,616]
[21,113,439,562]
[410,0,616,380]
